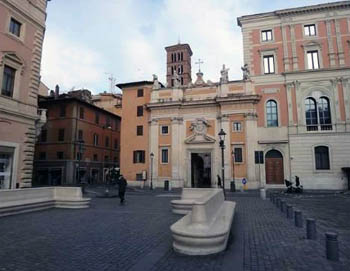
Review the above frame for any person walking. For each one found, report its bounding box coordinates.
[217,175,222,188]
[118,175,127,205]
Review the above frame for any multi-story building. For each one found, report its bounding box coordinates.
[92,92,122,117]
[33,89,121,186]
[117,81,154,184]
[0,0,48,189]
[119,1,350,190]
[237,0,350,189]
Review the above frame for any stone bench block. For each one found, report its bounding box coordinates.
[0,187,90,217]
[171,188,216,215]
[170,188,236,255]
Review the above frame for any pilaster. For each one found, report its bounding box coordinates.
[149,119,159,184]
[171,117,184,185]
[330,79,342,124]
[286,83,294,126]
[221,115,231,188]
[326,20,336,67]
[282,25,290,72]
[245,112,259,187]
[335,19,345,66]
[290,25,298,71]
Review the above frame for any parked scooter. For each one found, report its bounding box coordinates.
[285,176,303,193]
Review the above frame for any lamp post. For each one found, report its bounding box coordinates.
[76,140,85,190]
[105,125,112,196]
[150,152,154,190]
[232,150,236,192]
[218,129,226,199]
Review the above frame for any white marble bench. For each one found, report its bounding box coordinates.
[0,187,90,217]
[170,188,236,255]
[171,188,215,214]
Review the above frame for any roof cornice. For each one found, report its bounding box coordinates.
[237,1,350,27]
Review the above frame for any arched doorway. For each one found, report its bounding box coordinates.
[265,150,284,184]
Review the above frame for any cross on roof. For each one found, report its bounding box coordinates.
[195,58,204,72]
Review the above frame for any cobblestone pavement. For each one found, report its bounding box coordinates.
[0,188,349,271]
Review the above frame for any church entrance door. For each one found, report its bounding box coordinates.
[191,153,211,188]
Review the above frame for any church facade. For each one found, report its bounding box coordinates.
[118,1,350,190]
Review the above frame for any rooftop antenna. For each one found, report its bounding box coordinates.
[105,73,116,94]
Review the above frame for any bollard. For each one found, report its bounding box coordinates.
[286,204,293,219]
[280,200,286,212]
[295,210,303,227]
[306,218,317,240]
[282,201,287,213]
[276,198,281,208]
[260,188,266,200]
[325,232,339,261]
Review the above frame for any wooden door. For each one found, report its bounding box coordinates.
[265,150,284,184]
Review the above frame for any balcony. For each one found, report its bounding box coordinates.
[306,124,333,132]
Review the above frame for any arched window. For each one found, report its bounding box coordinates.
[305,98,318,131]
[315,146,330,170]
[266,100,278,127]
[305,96,332,131]
[318,97,331,130]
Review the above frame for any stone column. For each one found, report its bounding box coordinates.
[171,117,184,187]
[149,119,159,185]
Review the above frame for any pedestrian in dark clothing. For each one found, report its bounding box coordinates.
[217,175,222,187]
[118,175,127,205]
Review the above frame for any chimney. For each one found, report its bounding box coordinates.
[55,84,60,98]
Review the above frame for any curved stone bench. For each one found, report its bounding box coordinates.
[0,187,90,217]
[170,188,236,255]
[171,188,215,215]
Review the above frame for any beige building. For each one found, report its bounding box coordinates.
[238,1,350,190]
[0,0,48,189]
[119,1,350,191]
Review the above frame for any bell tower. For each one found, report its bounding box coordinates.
[165,43,192,87]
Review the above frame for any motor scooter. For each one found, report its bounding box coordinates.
[285,176,303,193]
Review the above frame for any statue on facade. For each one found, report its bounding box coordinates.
[152,74,161,90]
[241,64,250,80]
[173,70,181,88]
[220,64,229,84]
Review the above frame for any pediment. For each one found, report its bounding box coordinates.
[2,51,24,65]
[184,133,216,144]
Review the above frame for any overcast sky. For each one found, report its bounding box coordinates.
[41,0,341,94]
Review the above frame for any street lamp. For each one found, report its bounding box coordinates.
[218,129,226,199]
[150,152,154,190]
[232,150,235,192]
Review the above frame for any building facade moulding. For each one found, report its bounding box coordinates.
[184,118,216,144]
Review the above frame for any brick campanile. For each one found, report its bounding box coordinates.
[165,43,193,87]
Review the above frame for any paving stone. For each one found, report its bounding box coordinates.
[0,189,349,270]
